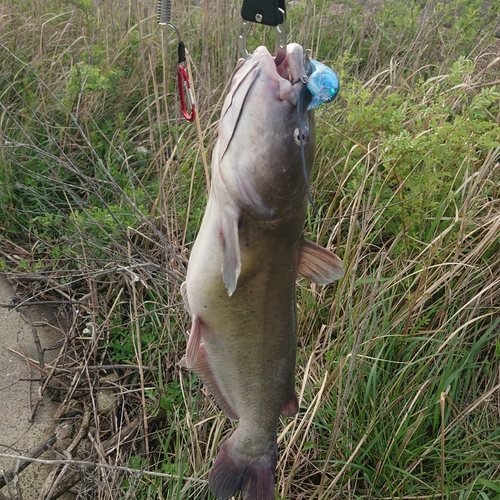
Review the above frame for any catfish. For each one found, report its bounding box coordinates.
[180,43,344,500]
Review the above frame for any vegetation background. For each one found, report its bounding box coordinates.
[1,0,499,498]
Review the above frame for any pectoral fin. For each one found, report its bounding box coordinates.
[179,344,239,421]
[180,281,190,313]
[298,239,344,284]
[185,315,202,369]
[221,216,241,297]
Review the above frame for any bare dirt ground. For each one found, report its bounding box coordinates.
[0,275,74,500]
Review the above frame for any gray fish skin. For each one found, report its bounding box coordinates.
[180,43,344,500]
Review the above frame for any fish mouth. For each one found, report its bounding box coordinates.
[275,45,309,85]
[248,44,309,106]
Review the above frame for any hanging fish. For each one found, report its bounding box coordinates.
[179,43,344,500]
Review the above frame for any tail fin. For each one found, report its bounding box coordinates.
[208,431,277,500]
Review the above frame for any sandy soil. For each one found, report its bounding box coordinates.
[0,275,69,499]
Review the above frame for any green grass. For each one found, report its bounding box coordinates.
[1,0,499,498]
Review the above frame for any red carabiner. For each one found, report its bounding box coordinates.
[178,65,196,122]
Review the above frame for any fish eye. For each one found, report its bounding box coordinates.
[294,126,310,146]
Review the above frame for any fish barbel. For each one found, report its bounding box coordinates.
[180,43,344,500]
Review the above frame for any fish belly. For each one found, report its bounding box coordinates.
[183,205,301,500]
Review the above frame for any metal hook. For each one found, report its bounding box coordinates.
[238,9,287,63]
[238,19,251,59]
[158,0,196,122]
[274,9,286,65]
[178,65,196,122]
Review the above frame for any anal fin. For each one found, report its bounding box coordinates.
[281,391,299,417]
[298,239,344,285]
[179,344,239,421]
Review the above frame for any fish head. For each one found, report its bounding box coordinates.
[215,43,315,220]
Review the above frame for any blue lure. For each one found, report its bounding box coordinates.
[306,59,340,111]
